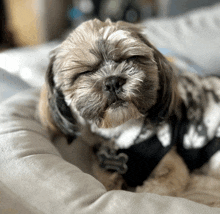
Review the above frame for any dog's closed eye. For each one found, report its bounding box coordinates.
[71,69,96,83]
[127,56,139,61]
[126,55,151,64]
[81,70,94,75]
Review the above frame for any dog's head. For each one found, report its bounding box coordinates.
[44,19,179,133]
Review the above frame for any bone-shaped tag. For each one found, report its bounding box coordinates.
[97,149,128,174]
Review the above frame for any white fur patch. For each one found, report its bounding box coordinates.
[115,123,143,148]
[183,125,206,149]
[136,130,154,143]
[91,117,144,149]
[157,124,171,147]
[65,97,72,106]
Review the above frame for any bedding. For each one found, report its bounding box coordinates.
[0,68,30,102]
[1,89,220,214]
[143,3,220,74]
[1,3,220,213]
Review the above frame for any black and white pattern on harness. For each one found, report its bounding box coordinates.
[94,72,220,187]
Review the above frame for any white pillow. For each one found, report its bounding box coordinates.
[142,3,220,74]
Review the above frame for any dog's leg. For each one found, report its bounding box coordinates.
[136,148,190,196]
[179,174,220,207]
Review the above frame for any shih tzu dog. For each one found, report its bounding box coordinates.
[38,19,220,196]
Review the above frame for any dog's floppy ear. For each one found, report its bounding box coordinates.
[147,41,180,122]
[38,52,80,143]
[136,33,181,122]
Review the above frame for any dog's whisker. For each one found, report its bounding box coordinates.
[90,79,100,91]
[134,78,144,83]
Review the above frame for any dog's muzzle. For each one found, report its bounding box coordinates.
[103,76,126,107]
[103,76,126,94]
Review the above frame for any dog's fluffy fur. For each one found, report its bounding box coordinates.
[39,19,180,130]
[38,18,188,195]
[38,19,220,199]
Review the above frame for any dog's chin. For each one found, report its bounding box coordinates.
[97,102,143,129]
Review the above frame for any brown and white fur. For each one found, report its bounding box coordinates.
[38,19,191,196]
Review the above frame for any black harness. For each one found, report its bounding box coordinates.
[96,103,220,187]
[49,84,220,187]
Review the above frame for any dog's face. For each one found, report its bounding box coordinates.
[45,19,179,132]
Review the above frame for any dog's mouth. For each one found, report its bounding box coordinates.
[106,93,127,109]
[99,99,143,129]
[109,100,126,109]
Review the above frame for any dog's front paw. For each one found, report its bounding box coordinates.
[136,149,190,196]
[103,172,125,191]
[135,178,176,196]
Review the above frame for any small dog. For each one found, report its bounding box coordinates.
[38,19,220,196]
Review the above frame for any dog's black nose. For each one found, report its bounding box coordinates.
[104,76,126,94]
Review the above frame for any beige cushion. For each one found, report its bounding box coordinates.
[1,89,220,213]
